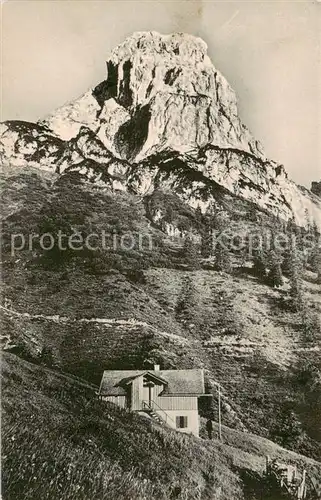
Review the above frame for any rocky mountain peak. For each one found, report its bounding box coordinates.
[1,32,321,227]
[109,31,209,66]
[41,31,264,162]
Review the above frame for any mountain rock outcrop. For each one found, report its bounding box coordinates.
[41,32,264,160]
[311,181,321,198]
[1,31,321,226]
[0,121,65,170]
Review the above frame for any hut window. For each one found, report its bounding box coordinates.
[176,416,188,428]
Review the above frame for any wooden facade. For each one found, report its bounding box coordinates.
[146,395,198,411]
[99,368,207,436]
[131,376,143,410]
[128,375,199,411]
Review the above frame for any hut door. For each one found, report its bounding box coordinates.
[126,385,132,409]
[143,378,154,405]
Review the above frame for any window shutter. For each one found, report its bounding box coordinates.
[176,416,188,428]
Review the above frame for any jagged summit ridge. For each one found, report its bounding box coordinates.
[110,32,209,66]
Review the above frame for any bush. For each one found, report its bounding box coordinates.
[175,275,198,323]
[270,407,302,449]
[300,310,321,341]
[180,237,201,270]
[252,250,267,281]
[267,251,283,288]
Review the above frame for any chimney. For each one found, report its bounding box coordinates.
[154,364,160,371]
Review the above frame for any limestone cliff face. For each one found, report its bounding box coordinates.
[1,32,321,226]
[41,32,264,161]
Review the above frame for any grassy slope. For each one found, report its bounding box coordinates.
[1,166,320,461]
[3,266,320,458]
[2,352,243,500]
[3,353,321,500]
[143,268,321,456]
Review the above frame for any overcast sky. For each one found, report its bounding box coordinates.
[2,0,320,186]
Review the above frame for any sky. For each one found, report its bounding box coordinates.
[1,0,320,186]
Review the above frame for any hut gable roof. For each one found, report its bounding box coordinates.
[99,369,205,396]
